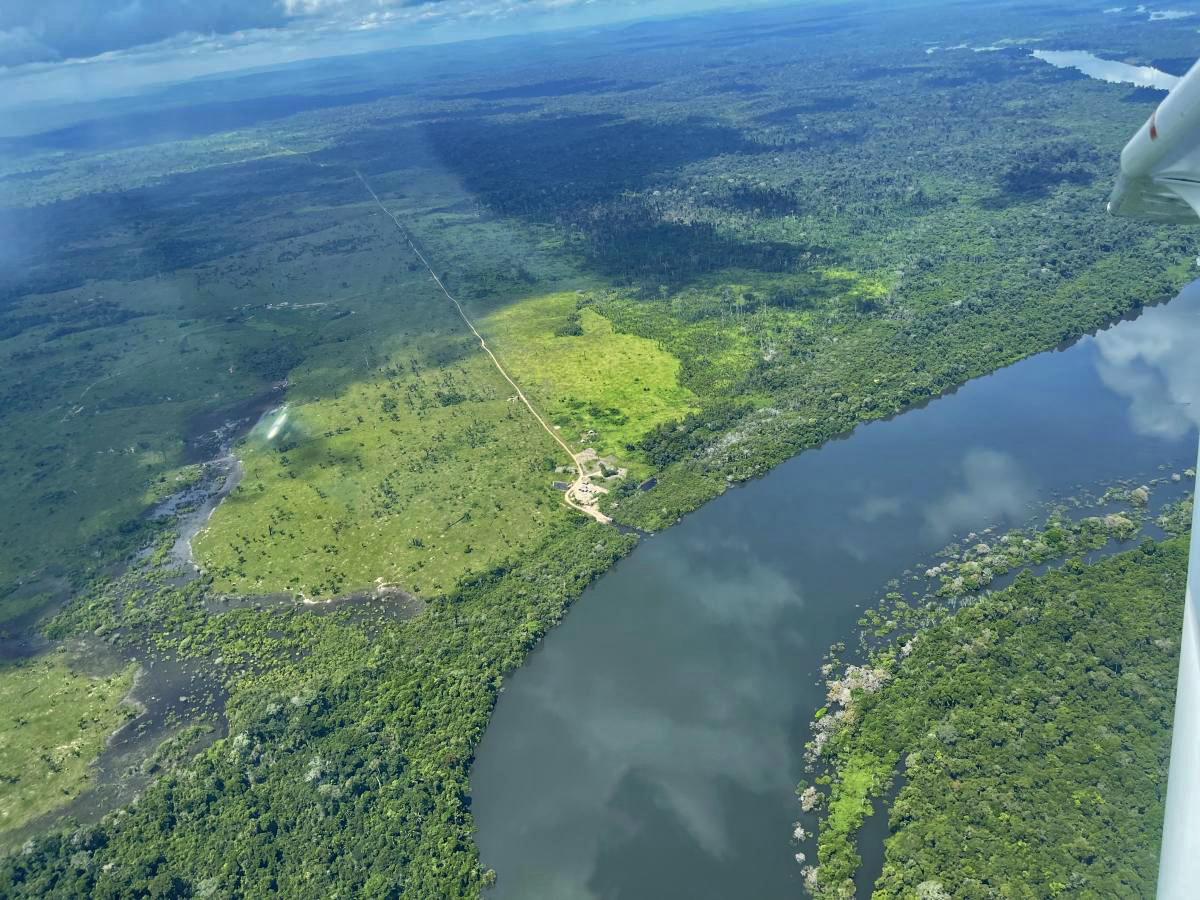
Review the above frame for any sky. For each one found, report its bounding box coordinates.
[0,0,770,113]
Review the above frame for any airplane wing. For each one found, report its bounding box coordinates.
[1110,58,1200,223]
[1109,55,1200,900]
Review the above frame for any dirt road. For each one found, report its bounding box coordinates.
[354,170,612,526]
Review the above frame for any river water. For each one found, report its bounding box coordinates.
[471,287,1200,898]
[1031,50,1179,91]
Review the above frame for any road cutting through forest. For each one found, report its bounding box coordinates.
[354,169,613,526]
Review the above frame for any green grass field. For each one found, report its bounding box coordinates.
[0,650,135,842]
[194,281,698,599]
[483,290,698,461]
[192,270,576,599]
[194,351,573,598]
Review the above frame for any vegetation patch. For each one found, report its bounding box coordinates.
[3,0,1200,894]
[3,524,639,897]
[482,290,698,460]
[195,333,573,599]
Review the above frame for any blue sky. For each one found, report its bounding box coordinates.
[0,0,778,110]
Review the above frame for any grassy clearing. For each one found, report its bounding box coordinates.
[0,650,135,842]
[196,280,698,599]
[823,752,891,837]
[482,290,698,461]
[194,286,577,599]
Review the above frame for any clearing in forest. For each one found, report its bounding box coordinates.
[193,285,694,599]
[482,291,698,463]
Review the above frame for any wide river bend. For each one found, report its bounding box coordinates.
[473,288,1200,898]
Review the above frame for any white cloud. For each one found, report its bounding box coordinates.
[0,26,60,65]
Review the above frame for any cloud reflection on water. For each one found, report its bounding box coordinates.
[922,447,1034,541]
[850,494,903,523]
[499,536,807,898]
[1094,300,1200,440]
[476,286,1200,898]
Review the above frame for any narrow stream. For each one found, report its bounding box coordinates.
[471,286,1200,898]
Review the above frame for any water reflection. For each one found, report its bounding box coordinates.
[849,494,902,524]
[1032,49,1179,90]
[488,533,807,898]
[1094,298,1200,438]
[922,448,1034,543]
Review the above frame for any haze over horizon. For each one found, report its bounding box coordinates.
[0,0,783,115]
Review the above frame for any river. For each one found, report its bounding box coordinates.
[1031,50,1179,91]
[470,286,1200,898]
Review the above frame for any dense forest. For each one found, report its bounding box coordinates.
[799,498,1194,898]
[2,523,638,896]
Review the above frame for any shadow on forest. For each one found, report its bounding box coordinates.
[979,141,1099,209]
[1151,57,1196,76]
[406,111,831,289]
[0,88,408,156]
[434,77,658,102]
[421,113,764,214]
[0,153,342,301]
[980,168,1095,209]
[853,65,930,81]
[715,80,766,95]
[1,99,545,303]
[1121,86,1169,104]
[753,95,861,123]
[924,61,1021,88]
